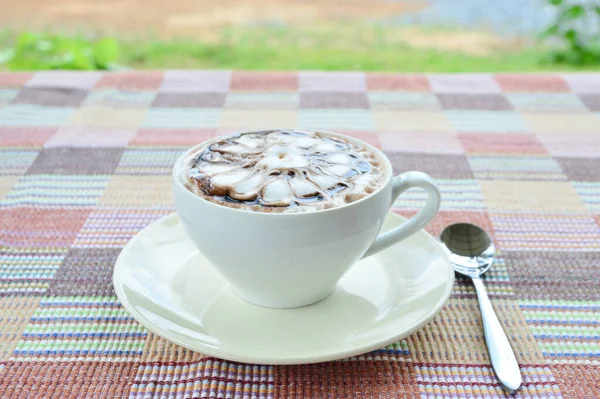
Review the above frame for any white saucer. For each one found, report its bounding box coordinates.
[113,212,454,365]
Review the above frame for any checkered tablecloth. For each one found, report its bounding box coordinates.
[0,71,599,398]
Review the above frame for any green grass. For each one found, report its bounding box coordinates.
[2,25,600,72]
[119,38,568,72]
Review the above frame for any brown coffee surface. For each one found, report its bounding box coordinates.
[182,130,385,212]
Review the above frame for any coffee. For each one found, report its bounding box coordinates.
[180,130,386,212]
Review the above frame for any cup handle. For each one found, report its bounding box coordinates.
[362,171,441,259]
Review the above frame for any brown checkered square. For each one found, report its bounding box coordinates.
[579,94,600,111]
[557,157,600,181]
[27,147,125,175]
[300,92,369,109]
[13,87,88,107]
[504,251,600,300]
[47,248,122,296]
[384,152,474,179]
[437,94,512,111]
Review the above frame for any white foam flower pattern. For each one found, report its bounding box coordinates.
[187,130,381,210]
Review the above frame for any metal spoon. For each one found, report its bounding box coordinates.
[440,223,522,394]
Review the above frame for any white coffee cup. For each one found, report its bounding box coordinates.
[173,130,441,308]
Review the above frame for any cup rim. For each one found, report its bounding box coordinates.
[172,128,394,216]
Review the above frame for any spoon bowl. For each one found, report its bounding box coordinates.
[440,223,495,278]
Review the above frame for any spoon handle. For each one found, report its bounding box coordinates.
[472,277,522,393]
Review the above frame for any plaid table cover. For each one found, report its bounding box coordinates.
[0,71,599,399]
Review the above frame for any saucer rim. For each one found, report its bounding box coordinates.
[113,212,454,365]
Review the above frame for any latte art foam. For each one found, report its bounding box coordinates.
[181,130,386,212]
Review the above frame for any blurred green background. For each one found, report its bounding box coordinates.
[1,0,599,71]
